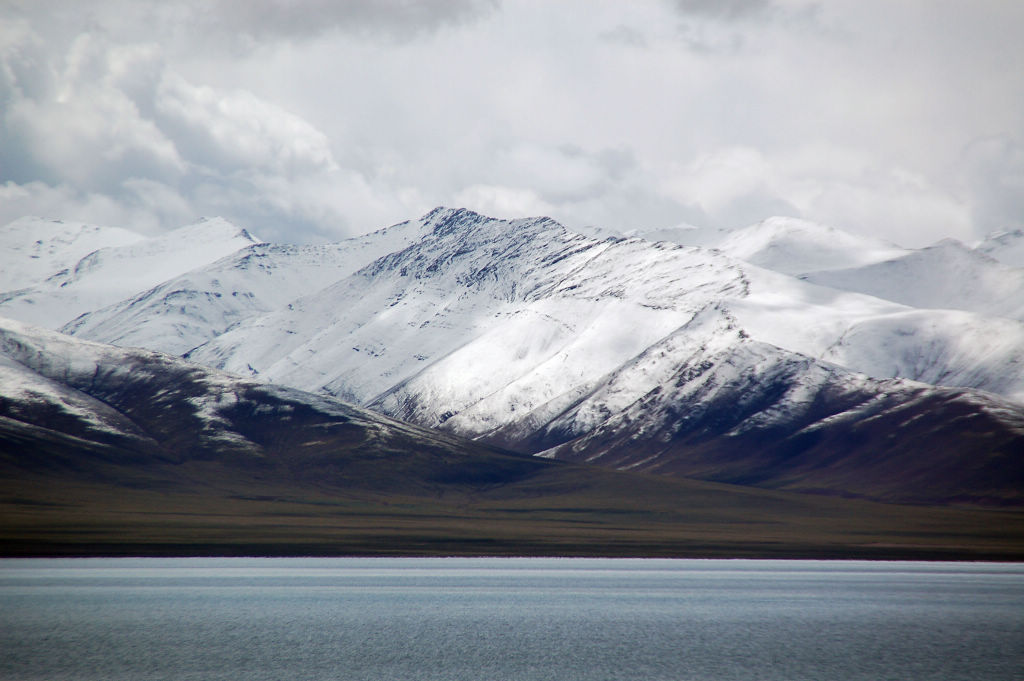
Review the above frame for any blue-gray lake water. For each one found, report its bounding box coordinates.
[1,558,1022,680]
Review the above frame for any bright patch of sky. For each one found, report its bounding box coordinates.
[1,0,1021,246]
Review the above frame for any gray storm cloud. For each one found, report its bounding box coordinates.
[0,0,1021,245]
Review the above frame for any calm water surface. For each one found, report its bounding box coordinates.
[1,558,1022,680]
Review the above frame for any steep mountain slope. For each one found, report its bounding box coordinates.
[60,216,431,355]
[0,217,144,292]
[518,307,1024,505]
[802,239,1024,321]
[0,218,260,328]
[13,317,1022,559]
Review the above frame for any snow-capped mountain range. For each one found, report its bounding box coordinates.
[2,208,1022,502]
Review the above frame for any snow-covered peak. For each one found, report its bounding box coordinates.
[359,209,590,302]
[708,216,908,275]
[418,206,563,244]
[82,217,261,270]
[160,216,261,246]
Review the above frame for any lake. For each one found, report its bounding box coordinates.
[1,558,1021,680]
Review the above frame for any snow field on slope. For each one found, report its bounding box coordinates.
[523,305,748,447]
[376,298,692,435]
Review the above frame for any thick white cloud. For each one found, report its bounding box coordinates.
[154,73,338,175]
[4,35,184,189]
[1,0,1021,245]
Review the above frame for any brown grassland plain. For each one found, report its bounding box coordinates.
[3,457,1023,561]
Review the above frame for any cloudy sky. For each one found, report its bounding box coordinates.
[1,0,1021,246]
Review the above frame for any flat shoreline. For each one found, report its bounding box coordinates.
[5,469,1023,564]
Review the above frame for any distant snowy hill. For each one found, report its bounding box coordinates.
[703,217,908,276]
[0,217,260,328]
[977,229,1024,268]
[817,309,1024,401]
[0,217,144,292]
[584,216,908,275]
[802,238,1024,321]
